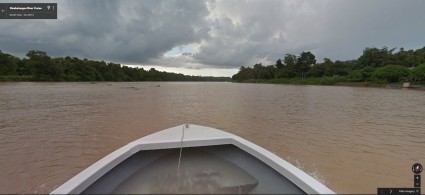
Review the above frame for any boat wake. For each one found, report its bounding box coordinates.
[287,156,327,186]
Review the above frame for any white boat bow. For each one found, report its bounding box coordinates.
[51,124,335,194]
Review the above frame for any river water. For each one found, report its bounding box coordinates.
[0,82,424,194]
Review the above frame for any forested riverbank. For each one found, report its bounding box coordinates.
[0,50,231,82]
[232,46,425,87]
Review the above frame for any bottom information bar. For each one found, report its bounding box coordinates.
[377,188,420,195]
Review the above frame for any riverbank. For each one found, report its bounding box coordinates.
[0,76,34,82]
[0,75,231,82]
[235,77,425,89]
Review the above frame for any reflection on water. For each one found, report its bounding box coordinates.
[0,82,424,194]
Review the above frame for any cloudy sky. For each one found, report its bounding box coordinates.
[1,0,425,76]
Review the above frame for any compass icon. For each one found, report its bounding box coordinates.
[412,163,423,174]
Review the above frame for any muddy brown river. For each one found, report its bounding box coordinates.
[0,82,424,194]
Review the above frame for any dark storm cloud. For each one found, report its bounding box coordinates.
[194,0,324,67]
[0,0,425,69]
[195,0,425,67]
[0,0,210,64]
[312,0,425,61]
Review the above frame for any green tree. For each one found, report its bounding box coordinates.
[26,50,63,80]
[275,59,283,69]
[358,47,395,68]
[359,66,375,81]
[341,59,360,70]
[409,64,425,82]
[253,63,273,79]
[0,51,17,75]
[347,66,375,82]
[297,51,316,78]
[232,66,255,81]
[266,65,276,79]
[308,58,347,77]
[347,70,363,82]
[308,62,326,77]
[413,47,425,67]
[283,54,298,78]
[49,58,64,81]
[374,65,409,82]
[283,54,297,66]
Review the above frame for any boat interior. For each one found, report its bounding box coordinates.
[81,144,306,194]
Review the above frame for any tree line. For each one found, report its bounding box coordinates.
[0,50,231,82]
[232,46,425,83]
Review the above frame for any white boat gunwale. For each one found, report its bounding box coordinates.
[50,124,335,194]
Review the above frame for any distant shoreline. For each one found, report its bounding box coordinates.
[0,76,230,82]
[0,50,231,82]
[234,77,425,90]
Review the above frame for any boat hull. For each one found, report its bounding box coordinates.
[50,124,335,194]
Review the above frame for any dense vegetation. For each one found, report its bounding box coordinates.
[232,46,425,85]
[0,50,231,82]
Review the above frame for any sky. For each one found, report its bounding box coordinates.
[1,0,425,77]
